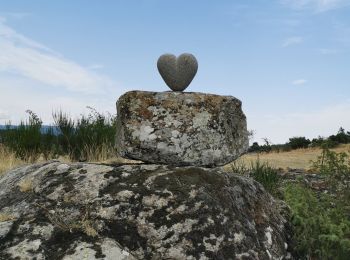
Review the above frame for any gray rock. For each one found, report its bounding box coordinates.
[0,161,292,259]
[116,91,249,167]
[157,53,198,91]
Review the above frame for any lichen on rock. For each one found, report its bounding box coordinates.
[0,161,292,259]
[116,91,249,167]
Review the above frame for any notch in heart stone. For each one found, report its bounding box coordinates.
[157,53,198,91]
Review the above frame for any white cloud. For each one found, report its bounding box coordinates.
[282,36,303,47]
[249,101,350,144]
[0,18,114,94]
[281,0,350,12]
[0,18,129,125]
[292,79,307,85]
[0,76,122,125]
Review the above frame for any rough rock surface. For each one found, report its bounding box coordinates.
[0,161,291,259]
[116,91,249,167]
[157,53,198,91]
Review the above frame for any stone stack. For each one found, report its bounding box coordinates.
[0,54,292,259]
[115,90,249,167]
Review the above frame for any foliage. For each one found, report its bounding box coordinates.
[0,108,117,162]
[231,159,279,195]
[311,147,350,205]
[284,183,350,259]
[0,110,48,162]
[288,136,311,149]
[248,127,350,153]
[249,159,279,195]
[328,127,350,145]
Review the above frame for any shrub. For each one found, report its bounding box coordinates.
[1,110,44,162]
[0,107,117,163]
[284,183,350,259]
[250,160,279,195]
[53,107,117,161]
[288,136,311,150]
[311,148,350,203]
[231,159,279,195]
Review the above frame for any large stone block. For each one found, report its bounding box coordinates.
[116,91,248,167]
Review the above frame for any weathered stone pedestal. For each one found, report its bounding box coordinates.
[116,91,249,167]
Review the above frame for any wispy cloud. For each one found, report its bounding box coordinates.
[281,0,350,12]
[0,18,114,94]
[317,48,339,54]
[282,36,303,47]
[292,79,307,85]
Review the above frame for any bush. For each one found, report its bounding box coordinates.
[231,159,279,195]
[288,136,311,149]
[53,107,117,161]
[0,110,47,162]
[311,148,350,200]
[250,160,279,195]
[284,184,350,259]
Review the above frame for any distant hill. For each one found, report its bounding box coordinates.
[0,125,61,135]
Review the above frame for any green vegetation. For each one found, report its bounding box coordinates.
[0,108,117,162]
[249,127,350,153]
[284,184,350,259]
[233,147,350,259]
[231,159,279,195]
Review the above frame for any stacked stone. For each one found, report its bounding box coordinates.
[115,53,249,167]
[0,54,292,260]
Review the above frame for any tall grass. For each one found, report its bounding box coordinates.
[0,144,23,175]
[231,158,279,195]
[0,107,117,163]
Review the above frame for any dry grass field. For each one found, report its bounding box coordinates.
[2,143,350,175]
[0,144,24,175]
[226,143,350,171]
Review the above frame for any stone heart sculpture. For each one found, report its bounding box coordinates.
[157,53,198,91]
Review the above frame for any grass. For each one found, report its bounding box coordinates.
[18,177,34,192]
[0,144,24,175]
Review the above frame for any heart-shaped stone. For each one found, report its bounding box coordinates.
[157,53,198,91]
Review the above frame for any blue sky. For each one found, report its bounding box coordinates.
[0,0,350,144]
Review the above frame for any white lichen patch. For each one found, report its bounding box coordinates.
[116,190,135,202]
[189,189,198,199]
[100,238,135,259]
[142,194,169,208]
[32,224,54,240]
[56,164,70,174]
[0,220,13,239]
[265,226,273,247]
[192,111,211,128]
[203,234,225,252]
[62,242,97,260]
[121,172,131,178]
[5,239,42,259]
[233,232,245,243]
[98,205,120,219]
[132,125,157,142]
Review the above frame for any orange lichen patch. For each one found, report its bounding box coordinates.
[137,94,157,107]
[137,107,153,120]
[205,96,224,111]
[162,99,180,110]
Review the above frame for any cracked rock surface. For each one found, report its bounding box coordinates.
[116,91,249,167]
[0,161,291,259]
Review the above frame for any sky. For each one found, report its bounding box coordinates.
[0,0,350,144]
